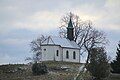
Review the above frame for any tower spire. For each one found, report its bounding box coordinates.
[67,14,74,41]
[68,13,73,28]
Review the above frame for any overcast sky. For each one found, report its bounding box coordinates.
[0,0,120,64]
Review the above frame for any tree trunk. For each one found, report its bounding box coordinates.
[84,45,91,68]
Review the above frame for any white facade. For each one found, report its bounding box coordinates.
[62,48,80,62]
[41,37,80,63]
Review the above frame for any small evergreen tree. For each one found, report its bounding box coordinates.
[32,62,48,75]
[86,47,110,80]
[111,41,120,74]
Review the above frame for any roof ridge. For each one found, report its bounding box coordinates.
[42,36,80,49]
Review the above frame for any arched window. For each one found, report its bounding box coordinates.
[73,51,76,59]
[44,49,46,51]
[66,50,69,59]
[56,50,59,56]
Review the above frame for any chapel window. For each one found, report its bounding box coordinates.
[44,49,46,51]
[73,51,76,59]
[66,50,69,59]
[56,50,59,56]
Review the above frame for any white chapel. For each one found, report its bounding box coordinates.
[41,17,80,63]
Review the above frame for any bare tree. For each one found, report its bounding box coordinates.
[59,12,84,42]
[59,12,108,65]
[26,35,47,63]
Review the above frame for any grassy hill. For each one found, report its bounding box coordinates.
[0,61,120,80]
[0,61,82,80]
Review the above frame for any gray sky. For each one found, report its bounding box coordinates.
[0,0,120,64]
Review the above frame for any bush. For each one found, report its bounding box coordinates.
[32,62,48,75]
[111,41,120,74]
[86,47,110,80]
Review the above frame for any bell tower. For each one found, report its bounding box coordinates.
[67,15,74,41]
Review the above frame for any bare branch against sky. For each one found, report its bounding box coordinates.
[0,0,120,64]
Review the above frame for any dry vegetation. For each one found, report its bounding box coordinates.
[0,61,81,80]
[0,61,120,80]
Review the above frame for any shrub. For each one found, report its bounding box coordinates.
[111,41,120,74]
[86,47,110,80]
[32,62,48,75]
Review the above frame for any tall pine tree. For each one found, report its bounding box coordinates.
[111,41,120,74]
[87,47,110,80]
